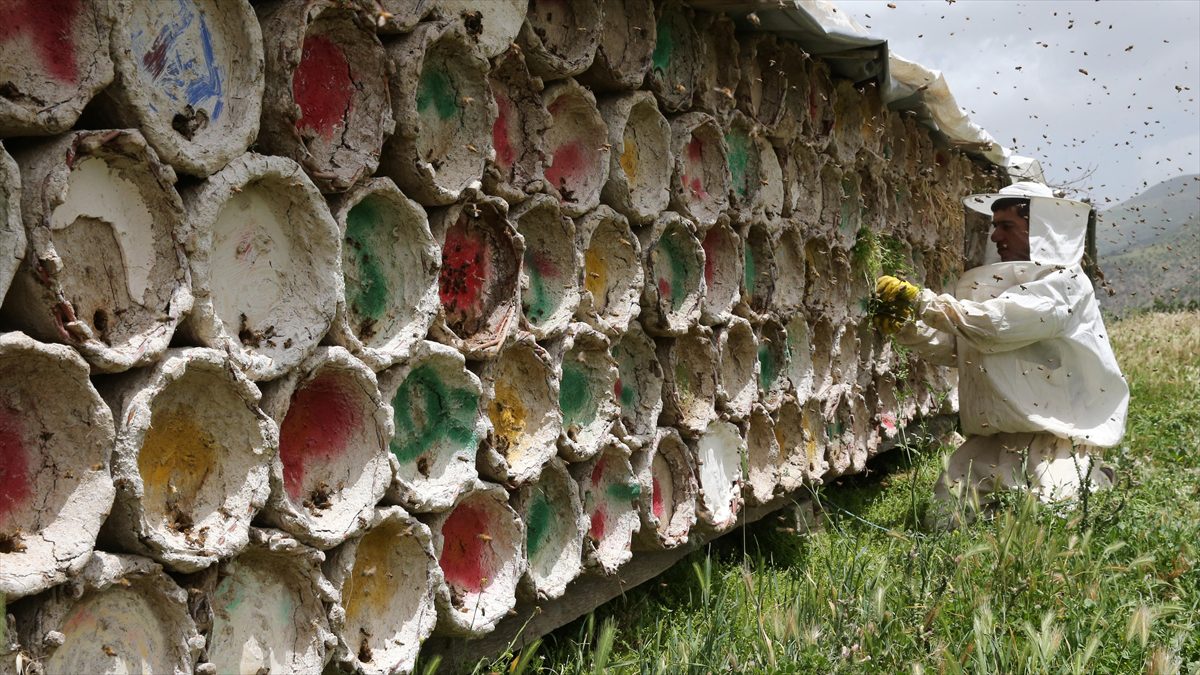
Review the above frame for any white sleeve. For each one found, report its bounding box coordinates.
[914,275,1075,354]
[894,317,957,366]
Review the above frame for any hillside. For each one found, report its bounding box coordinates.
[1097,173,1199,255]
[1095,174,1200,316]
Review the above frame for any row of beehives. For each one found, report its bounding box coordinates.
[0,180,963,673]
[0,305,957,675]
[1,3,999,675]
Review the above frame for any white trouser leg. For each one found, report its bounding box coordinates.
[934,433,1111,506]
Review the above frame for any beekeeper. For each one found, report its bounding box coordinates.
[874,181,1129,509]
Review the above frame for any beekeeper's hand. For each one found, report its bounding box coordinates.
[876,275,921,306]
[873,275,922,335]
[873,313,908,335]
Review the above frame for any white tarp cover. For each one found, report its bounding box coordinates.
[686,0,1044,183]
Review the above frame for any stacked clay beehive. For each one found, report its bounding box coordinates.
[0,1,1003,673]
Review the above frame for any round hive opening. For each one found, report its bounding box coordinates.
[486,50,550,200]
[521,0,603,78]
[754,142,785,218]
[134,363,268,552]
[513,197,579,338]
[745,406,780,504]
[772,224,807,317]
[276,364,386,525]
[633,428,697,549]
[817,164,843,239]
[757,319,791,410]
[856,318,879,389]
[700,218,743,324]
[662,330,718,436]
[832,322,859,392]
[282,6,390,190]
[0,0,111,135]
[206,541,329,674]
[558,328,619,461]
[725,116,762,207]
[491,80,521,181]
[744,36,788,130]
[786,142,824,222]
[544,81,609,215]
[381,343,483,513]
[604,93,671,221]
[649,451,676,533]
[643,215,704,334]
[647,1,700,112]
[436,203,521,352]
[0,336,112,597]
[741,222,775,316]
[52,155,174,347]
[562,375,598,437]
[206,173,333,376]
[846,393,871,473]
[609,322,663,448]
[483,342,560,484]
[7,132,189,372]
[336,180,438,365]
[113,0,261,174]
[785,314,814,401]
[774,396,805,491]
[519,459,584,600]
[716,317,758,420]
[433,488,523,636]
[800,398,830,481]
[802,236,834,317]
[672,115,730,227]
[578,207,642,334]
[824,397,852,476]
[873,371,903,440]
[336,511,438,673]
[579,445,641,574]
[810,317,835,397]
[581,0,655,90]
[835,172,863,250]
[38,570,191,674]
[695,14,740,119]
[436,0,528,58]
[414,35,492,198]
[694,420,743,531]
[292,17,358,145]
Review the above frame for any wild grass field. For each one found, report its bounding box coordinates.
[454,310,1199,674]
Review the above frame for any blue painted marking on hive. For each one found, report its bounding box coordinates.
[131,0,224,121]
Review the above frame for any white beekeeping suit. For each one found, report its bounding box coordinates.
[897,181,1129,504]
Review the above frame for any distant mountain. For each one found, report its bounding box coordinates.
[1097,174,1199,255]
[1095,174,1200,316]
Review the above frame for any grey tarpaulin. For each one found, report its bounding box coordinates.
[686,0,1044,183]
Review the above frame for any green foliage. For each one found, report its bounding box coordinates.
[456,311,1199,674]
[853,229,915,284]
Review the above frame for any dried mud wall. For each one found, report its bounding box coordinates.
[0,1,1002,673]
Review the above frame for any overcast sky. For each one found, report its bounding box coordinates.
[836,0,1200,206]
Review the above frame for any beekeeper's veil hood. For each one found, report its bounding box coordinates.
[963,181,1091,267]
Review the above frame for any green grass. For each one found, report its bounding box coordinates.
[453,310,1199,674]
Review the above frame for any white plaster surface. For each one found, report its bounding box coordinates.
[695,420,744,531]
[12,552,198,675]
[99,347,276,573]
[50,157,155,301]
[203,529,335,675]
[325,507,440,675]
[0,333,116,600]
